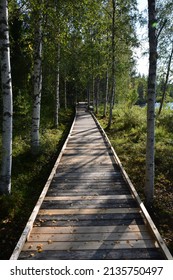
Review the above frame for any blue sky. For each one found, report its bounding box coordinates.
[135,0,148,75]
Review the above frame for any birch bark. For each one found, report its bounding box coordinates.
[145,0,157,206]
[31,16,42,154]
[108,0,116,128]
[55,43,60,128]
[103,69,109,117]
[158,41,173,116]
[64,73,67,110]
[0,0,13,195]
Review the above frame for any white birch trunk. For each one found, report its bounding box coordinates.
[92,76,95,108]
[64,75,67,110]
[0,0,13,195]
[55,44,60,128]
[108,0,116,128]
[103,69,109,117]
[87,84,90,108]
[158,42,173,116]
[31,18,42,154]
[145,0,157,206]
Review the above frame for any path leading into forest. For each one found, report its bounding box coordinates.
[10,103,172,260]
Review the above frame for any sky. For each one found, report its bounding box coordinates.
[135,0,148,76]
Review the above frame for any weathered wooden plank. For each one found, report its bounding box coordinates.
[68,136,104,140]
[49,184,128,189]
[66,144,108,148]
[33,218,144,227]
[28,231,151,242]
[48,188,128,193]
[31,225,148,234]
[50,182,127,187]
[36,214,143,224]
[18,248,164,260]
[62,152,113,156]
[41,199,138,209]
[51,179,126,185]
[38,208,140,215]
[22,239,159,251]
[54,172,121,179]
[71,133,101,137]
[63,149,109,153]
[59,158,113,165]
[56,164,115,170]
[67,156,110,161]
[57,163,118,169]
[44,195,133,201]
[47,190,131,196]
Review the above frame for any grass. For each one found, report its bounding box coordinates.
[98,104,173,255]
[0,107,75,259]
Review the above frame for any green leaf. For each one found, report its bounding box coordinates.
[152,22,157,28]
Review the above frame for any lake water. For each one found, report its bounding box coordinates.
[155,102,173,110]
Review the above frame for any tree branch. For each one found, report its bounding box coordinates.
[157,19,167,40]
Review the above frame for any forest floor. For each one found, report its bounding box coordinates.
[0,108,75,259]
[98,105,173,256]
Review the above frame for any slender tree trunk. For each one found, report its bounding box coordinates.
[55,43,60,128]
[95,77,100,115]
[87,83,90,108]
[158,41,173,116]
[0,0,13,195]
[103,69,109,117]
[31,16,42,154]
[64,75,67,110]
[92,76,95,108]
[108,0,116,128]
[145,0,157,206]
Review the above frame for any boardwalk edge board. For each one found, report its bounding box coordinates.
[10,111,77,260]
[91,112,173,260]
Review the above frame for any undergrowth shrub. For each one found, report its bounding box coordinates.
[109,105,146,133]
[122,106,146,131]
[156,108,173,133]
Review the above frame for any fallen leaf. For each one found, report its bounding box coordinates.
[30,253,35,257]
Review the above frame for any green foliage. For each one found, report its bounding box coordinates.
[14,90,31,117]
[113,104,146,131]
[126,88,138,107]
[156,108,173,133]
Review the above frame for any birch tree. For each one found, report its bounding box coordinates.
[103,68,109,117]
[108,0,116,128]
[31,4,42,154]
[158,41,173,115]
[157,0,173,114]
[145,0,157,206]
[0,0,13,195]
[55,43,60,127]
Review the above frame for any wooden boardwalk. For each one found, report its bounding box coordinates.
[11,103,172,260]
